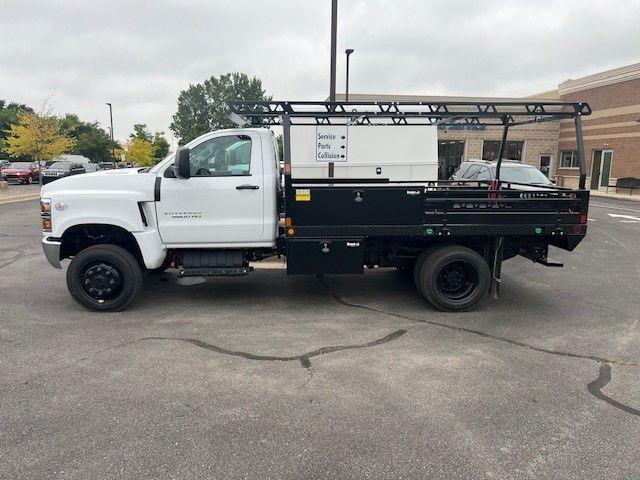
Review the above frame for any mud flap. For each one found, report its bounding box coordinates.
[490,236,504,299]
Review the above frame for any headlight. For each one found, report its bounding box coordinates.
[41,198,52,232]
[40,198,51,214]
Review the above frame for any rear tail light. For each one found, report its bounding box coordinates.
[579,214,587,224]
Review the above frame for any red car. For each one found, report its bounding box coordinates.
[1,162,41,184]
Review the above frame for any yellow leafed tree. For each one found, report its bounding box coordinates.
[4,113,75,171]
[124,138,156,166]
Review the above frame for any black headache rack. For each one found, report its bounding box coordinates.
[229,100,591,280]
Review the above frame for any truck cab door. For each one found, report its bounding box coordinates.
[156,132,265,245]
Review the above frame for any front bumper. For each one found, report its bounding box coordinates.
[42,237,62,268]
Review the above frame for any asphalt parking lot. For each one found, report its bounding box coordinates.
[1,196,639,479]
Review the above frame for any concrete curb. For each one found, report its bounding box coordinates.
[590,190,640,203]
[0,194,40,205]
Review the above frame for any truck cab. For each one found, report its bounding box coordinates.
[153,128,279,248]
[41,128,281,311]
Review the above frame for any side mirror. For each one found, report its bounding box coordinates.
[175,147,191,179]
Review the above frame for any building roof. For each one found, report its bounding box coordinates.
[558,61,640,94]
[332,93,558,102]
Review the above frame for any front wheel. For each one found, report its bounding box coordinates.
[66,244,143,311]
[414,245,490,311]
[27,175,34,184]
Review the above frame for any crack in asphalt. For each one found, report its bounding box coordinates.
[316,276,640,418]
[587,363,640,416]
[17,275,639,418]
[141,329,407,370]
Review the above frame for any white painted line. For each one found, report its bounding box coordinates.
[608,213,640,223]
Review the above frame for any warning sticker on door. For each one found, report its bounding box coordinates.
[295,189,311,201]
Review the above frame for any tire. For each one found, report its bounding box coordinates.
[415,245,490,311]
[27,175,33,185]
[66,244,143,311]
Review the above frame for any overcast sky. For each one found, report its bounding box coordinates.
[2,0,639,145]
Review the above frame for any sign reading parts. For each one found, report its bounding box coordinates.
[316,125,348,162]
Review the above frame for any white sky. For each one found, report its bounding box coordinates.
[1,0,639,146]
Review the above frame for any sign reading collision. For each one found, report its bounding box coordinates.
[315,125,348,162]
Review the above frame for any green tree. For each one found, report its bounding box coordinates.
[60,114,115,163]
[170,72,271,144]
[152,131,170,159]
[130,123,152,142]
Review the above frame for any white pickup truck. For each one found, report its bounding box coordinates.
[40,100,590,312]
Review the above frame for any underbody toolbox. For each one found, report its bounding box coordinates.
[286,239,364,274]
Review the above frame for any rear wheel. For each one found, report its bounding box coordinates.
[27,175,33,184]
[415,245,490,311]
[66,244,142,311]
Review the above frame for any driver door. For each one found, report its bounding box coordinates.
[156,132,264,245]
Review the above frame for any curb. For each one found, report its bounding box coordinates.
[0,194,40,205]
[589,190,640,203]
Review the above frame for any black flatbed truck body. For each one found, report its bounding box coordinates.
[230,100,591,309]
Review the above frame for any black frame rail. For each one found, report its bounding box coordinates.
[229,100,592,189]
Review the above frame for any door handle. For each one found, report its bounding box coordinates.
[236,184,259,190]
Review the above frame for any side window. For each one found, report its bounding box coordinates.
[453,163,469,177]
[477,167,491,181]
[465,164,481,180]
[189,135,252,177]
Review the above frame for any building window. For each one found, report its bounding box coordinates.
[482,141,524,161]
[560,150,579,168]
[438,140,466,180]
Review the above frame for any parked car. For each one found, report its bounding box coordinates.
[41,161,86,185]
[450,159,554,189]
[83,163,102,173]
[1,161,40,184]
[99,162,116,170]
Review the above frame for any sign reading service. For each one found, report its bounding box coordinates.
[315,125,348,162]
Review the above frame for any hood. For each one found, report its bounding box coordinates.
[41,167,157,202]
[2,168,31,174]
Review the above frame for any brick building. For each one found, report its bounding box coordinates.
[342,61,640,187]
[555,63,640,189]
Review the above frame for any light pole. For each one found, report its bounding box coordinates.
[345,48,354,102]
[106,103,115,162]
[329,0,338,103]
[328,0,338,178]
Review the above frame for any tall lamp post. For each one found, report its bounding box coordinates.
[105,103,115,162]
[345,48,354,101]
[328,0,338,178]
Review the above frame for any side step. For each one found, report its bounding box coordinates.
[177,249,252,277]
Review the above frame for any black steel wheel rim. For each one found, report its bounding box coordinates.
[81,261,123,301]
[436,260,478,301]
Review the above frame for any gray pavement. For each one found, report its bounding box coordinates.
[0,197,639,479]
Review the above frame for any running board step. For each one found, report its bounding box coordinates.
[178,266,252,277]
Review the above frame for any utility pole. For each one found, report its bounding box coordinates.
[328,0,338,177]
[106,103,115,162]
[345,48,354,101]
